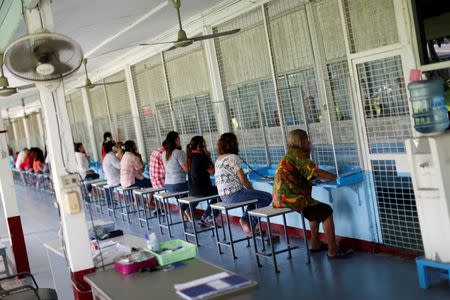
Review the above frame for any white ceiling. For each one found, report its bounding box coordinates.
[1,0,225,113]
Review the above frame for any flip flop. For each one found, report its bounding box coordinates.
[327,247,353,259]
[310,242,328,253]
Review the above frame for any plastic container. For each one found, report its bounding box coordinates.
[114,252,157,275]
[408,79,449,133]
[146,239,197,266]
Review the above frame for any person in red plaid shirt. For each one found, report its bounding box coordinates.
[149,144,166,189]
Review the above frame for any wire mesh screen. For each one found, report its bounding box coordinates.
[342,0,399,53]
[68,91,92,157]
[196,94,219,159]
[132,55,166,156]
[356,55,412,154]
[5,121,15,151]
[26,113,41,148]
[371,160,423,252]
[13,119,26,150]
[215,7,281,166]
[325,61,360,170]
[155,101,174,141]
[104,71,136,143]
[164,44,216,150]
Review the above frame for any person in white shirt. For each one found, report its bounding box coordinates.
[103,141,120,186]
[15,148,28,170]
[74,143,99,180]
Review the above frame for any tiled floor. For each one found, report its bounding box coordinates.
[3,185,450,300]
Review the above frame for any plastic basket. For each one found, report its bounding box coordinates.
[146,239,197,266]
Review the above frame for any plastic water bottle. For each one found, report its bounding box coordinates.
[408,78,449,133]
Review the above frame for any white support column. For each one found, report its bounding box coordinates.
[26,2,94,298]
[81,88,99,162]
[202,25,231,134]
[124,66,147,162]
[36,111,46,150]
[22,117,32,149]
[11,120,19,152]
[0,114,30,273]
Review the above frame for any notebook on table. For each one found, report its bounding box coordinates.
[174,271,256,300]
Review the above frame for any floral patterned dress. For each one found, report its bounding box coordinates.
[272,148,319,211]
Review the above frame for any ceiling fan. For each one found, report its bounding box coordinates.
[0,54,35,97]
[4,31,83,82]
[140,0,241,50]
[75,58,124,90]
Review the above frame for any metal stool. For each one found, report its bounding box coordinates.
[0,242,10,277]
[116,186,138,223]
[154,191,189,237]
[133,188,165,230]
[210,199,258,259]
[178,195,219,246]
[100,184,120,219]
[90,180,108,214]
[248,207,310,273]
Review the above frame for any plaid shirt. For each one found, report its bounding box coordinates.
[120,152,144,188]
[149,146,166,189]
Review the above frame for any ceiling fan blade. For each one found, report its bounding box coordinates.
[99,80,124,86]
[191,28,241,41]
[139,41,177,46]
[15,83,36,91]
[166,45,179,52]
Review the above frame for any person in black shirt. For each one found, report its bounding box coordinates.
[184,136,219,227]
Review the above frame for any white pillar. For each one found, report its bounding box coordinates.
[36,111,46,150]
[22,117,32,148]
[26,2,94,298]
[81,88,99,162]
[202,25,231,134]
[124,66,147,162]
[11,120,19,151]
[0,114,30,273]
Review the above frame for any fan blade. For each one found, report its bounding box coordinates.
[50,59,74,75]
[139,41,177,46]
[191,28,241,41]
[98,80,124,86]
[7,42,37,74]
[166,45,179,52]
[15,83,36,91]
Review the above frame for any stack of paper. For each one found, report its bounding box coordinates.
[174,272,254,299]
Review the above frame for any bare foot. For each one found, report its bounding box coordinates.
[239,218,251,235]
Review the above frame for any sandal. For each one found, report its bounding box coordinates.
[327,247,353,259]
[310,242,328,253]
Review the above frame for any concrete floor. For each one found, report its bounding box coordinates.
[3,185,450,300]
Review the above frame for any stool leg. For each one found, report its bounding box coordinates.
[155,198,163,235]
[259,219,265,252]
[143,195,151,230]
[165,199,173,238]
[189,204,199,246]
[267,218,279,273]
[416,262,429,289]
[250,216,261,267]
[242,206,250,248]
[225,210,237,259]
[301,212,311,264]
[180,201,188,242]
[212,209,222,255]
[220,211,226,242]
[283,214,292,259]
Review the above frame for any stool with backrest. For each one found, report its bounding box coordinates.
[116,186,138,223]
[210,199,259,259]
[248,207,310,273]
[177,195,219,246]
[133,188,165,230]
[153,191,189,238]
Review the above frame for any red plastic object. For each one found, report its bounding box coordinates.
[114,255,157,275]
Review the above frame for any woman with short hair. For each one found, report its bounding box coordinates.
[272,129,352,259]
[214,133,272,235]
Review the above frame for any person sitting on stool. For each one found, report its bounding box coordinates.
[272,129,353,259]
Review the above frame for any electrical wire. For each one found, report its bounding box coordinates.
[239,155,274,181]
